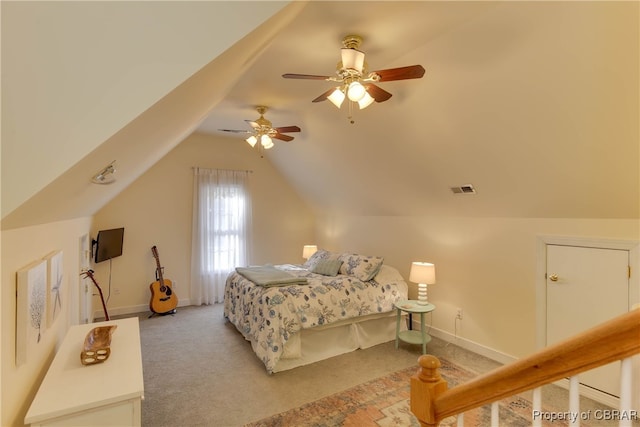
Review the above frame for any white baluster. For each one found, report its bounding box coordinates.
[569,375,580,426]
[491,402,499,426]
[532,387,542,427]
[457,412,464,426]
[619,357,633,427]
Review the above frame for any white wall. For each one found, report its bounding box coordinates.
[316,215,639,358]
[1,217,92,427]
[1,1,291,218]
[91,132,315,316]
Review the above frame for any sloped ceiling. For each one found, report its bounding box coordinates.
[2,1,638,230]
[1,1,301,229]
[198,1,639,218]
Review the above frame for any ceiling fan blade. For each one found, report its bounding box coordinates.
[312,88,336,103]
[371,65,425,82]
[245,120,260,129]
[283,73,331,80]
[273,126,301,133]
[273,133,294,142]
[365,84,393,102]
[218,128,251,134]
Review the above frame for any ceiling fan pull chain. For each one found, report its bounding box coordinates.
[348,99,355,124]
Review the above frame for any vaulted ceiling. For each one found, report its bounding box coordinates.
[197,1,639,219]
[2,1,638,230]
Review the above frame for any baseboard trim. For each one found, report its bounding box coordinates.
[92,299,191,321]
[424,324,517,365]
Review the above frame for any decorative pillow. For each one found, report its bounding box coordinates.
[372,264,405,285]
[372,265,409,298]
[339,253,384,282]
[303,249,334,269]
[310,259,343,276]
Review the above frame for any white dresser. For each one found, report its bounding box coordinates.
[25,317,144,426]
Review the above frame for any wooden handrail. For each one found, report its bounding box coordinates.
[411,308,640,426]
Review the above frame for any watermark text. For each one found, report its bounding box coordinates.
[532,410,638,422]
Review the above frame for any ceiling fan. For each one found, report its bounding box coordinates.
[218,106,301,151]
[283,34,425,111]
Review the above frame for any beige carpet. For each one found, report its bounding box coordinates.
[136,304,616,427]
[138,304,431,426]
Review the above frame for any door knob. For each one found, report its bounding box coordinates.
[548,274,559,282]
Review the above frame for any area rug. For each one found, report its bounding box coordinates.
[244,358,573,427]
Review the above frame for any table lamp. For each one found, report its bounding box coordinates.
[409,262,436,305]
[302,245,318,260]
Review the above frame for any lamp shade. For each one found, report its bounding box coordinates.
[358,91,375,109]
[409,262,436,284]
[327,88,345,108]
[246,135,258,147]
[302,245,318,259]
[261,134,274,149]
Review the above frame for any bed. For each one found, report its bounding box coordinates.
[223,249,408,373]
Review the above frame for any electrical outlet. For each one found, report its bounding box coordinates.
[456,308,463,320]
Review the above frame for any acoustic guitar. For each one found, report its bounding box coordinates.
[149,246,178,314]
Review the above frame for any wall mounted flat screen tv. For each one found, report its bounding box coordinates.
[94,227,125,263]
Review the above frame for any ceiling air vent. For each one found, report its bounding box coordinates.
[451,184,476,194]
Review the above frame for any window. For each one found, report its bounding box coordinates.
[208,182,248,272]
[191,168,252,304]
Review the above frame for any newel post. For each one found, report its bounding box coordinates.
[411,354,449,427]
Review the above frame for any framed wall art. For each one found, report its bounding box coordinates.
[44,250,64,328]
[16,259,48,367]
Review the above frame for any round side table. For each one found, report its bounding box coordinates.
[394,299,436,354]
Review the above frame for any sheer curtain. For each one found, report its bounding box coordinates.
[190,168,252,305]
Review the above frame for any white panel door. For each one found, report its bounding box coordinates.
[546,244,629,397]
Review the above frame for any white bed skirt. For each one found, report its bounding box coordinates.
[269,311,407,373]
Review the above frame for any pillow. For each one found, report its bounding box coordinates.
[303,249,333,269]
[310,259,343,276]
[339,253,384,282]
[372,265,409,298]
[372,264,405,285]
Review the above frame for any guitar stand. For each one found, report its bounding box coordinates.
[81,270,110,321]
[148,309,177,319]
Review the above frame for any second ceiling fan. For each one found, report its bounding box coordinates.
[283,34,425,110]
[218,106,301,151]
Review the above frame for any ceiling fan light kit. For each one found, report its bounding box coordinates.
[218,106,301,154]
[283,34,426,119]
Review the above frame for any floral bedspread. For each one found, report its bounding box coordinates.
[223,264,406,373]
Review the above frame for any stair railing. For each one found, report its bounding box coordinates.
[411,308,640,426]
